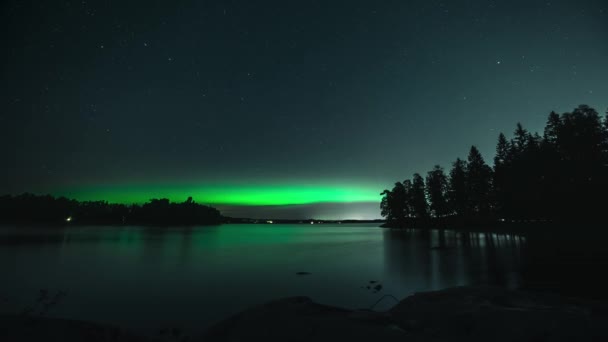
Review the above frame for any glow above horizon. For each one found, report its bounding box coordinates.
[57,183,381,206]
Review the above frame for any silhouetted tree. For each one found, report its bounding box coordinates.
[382,182,409,225]
[543,111,561,146]
[426,166,449,218]
[512,123,530,155]
[402,179,414,219]
[380,189,397,223]
[381,104,608,227]
[603,109,608,153]
[555,105,606,218]
[505,123,539,219]
[493,133,511,218]
[0,194,222,226]
[494,133,511,168]
[466,146,493,218]
[538,112,563,218]
[448,158,468,218]
[411,173,428,220]
[604,109,608,135]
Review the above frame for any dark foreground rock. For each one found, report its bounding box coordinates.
[389,286,608,341]
[201,296,405,342]
[0,314,153,342]
[201,287,608,342]
[3,287,608,341]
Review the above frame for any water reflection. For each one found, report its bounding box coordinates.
[383,229,525,292]
[1,224,527,335]
[521,231,608,299]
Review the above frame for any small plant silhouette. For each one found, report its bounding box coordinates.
[20,289,67,319]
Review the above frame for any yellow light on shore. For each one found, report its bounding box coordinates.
[66,216,73,222]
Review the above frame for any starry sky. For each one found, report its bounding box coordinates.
[1,0,607,219]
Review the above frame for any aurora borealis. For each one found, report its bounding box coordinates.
[55,182,383,219]
[2,1,608,219]
[59,182,381,206]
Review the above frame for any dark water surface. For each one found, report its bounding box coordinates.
[0,224,525,335]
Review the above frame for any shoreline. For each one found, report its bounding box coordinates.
[4,286,607,342]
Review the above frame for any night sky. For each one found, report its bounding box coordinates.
[2,0,607,219]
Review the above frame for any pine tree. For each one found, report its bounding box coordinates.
[448,158,467,217]
[513,123,530,154]
[543,111,561,147]
[380,189,394,221]
[411,173,428,219]
[391,182,408,224]
[402,179,414,218]
[426,165,449,218]
[493,133,511,218]
[494,133,511,168]
[466,146,493,217]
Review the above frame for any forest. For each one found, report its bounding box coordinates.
[0,194,222,226]
[380,105,608,228]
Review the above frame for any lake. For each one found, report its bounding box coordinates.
[0,224,525,336]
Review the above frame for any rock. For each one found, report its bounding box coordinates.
[199,297,406,342]
[296,271,311,275]
[0,315,152,342]
[5,286,607,342]
[389,286,608,342]
[199,286,608,342]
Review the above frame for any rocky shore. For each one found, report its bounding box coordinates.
[0,314,151,342]
[3,286,608,341]
[201,286,608,341]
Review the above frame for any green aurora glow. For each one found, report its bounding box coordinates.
[56,183,382,206]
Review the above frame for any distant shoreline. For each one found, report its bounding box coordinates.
[224,218,385,225]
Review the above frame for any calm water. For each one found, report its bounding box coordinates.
[0,224,525,335]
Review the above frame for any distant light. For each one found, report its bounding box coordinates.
[266,220,273,224]
[310,221,314,225]
[66,216,73,222]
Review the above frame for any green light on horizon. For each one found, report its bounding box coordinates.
[56,183,381,206]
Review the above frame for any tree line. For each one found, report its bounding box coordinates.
[380,105,608,228]
[0,194,222,226]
